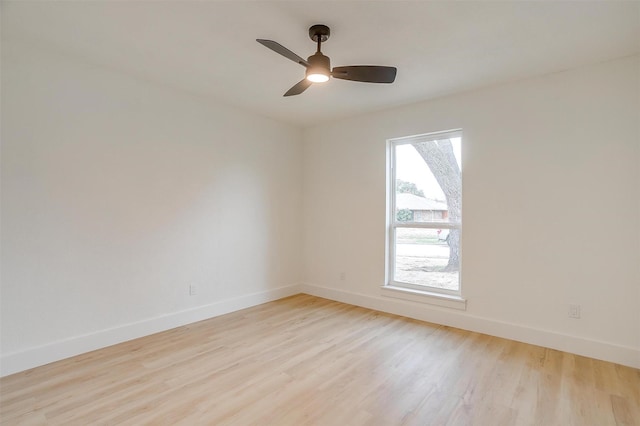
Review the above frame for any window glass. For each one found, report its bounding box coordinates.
[389,132,462,294]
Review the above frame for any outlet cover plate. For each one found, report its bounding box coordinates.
[568,304,581,319]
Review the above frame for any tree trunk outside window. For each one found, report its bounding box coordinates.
[413,139,461,271]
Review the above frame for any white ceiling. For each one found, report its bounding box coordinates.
[3,1,639,128]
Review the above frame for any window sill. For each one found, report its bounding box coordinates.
[380,285,467,310]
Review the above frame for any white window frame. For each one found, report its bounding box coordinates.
[384,129,465,307]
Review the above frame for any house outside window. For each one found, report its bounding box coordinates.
[387,130,462,296]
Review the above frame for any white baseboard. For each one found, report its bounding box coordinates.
[301,283,640,369]
[4,283,637,377]
[0,284,301,377]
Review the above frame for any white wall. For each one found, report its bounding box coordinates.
[302,55,640,368]
[0,41,303,375]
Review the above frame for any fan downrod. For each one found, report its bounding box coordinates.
[309,24,330,43]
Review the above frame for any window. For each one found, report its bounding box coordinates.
[387,130,462,297]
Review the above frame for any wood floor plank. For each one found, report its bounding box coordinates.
[1,294,638,425]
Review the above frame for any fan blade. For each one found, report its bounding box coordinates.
[284,79,312,97]
[256,39,309,67]
[332,66,397,83]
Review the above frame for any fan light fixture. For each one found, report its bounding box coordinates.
[306,71,329,83]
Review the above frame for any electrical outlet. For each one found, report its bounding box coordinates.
[189,284,198,296]
[340,272,346,281]
[568,304,581,319]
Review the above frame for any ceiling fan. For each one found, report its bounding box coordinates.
[257,24,397,97]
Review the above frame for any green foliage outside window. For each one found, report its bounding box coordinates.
[396,208,413,222]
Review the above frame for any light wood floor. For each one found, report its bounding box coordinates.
[1,294,639,425]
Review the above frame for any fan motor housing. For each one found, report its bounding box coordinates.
[307,52,330,72]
